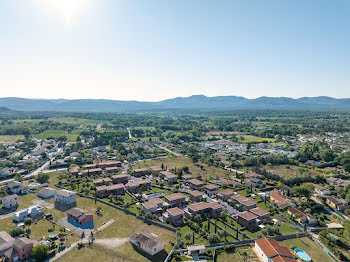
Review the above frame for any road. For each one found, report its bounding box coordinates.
[0,148,63,185]
[156,144,182,156]
[127,128,133,139]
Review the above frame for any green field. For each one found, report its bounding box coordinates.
[281,237,333,262]
[133,156,234,180]
[0,135,24,144]
[34,129,80,142]
[263,164,323,179]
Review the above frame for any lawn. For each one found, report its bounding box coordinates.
[216,251,242,262]
[263,165,323,179]
[134,156,234,180]
[281,237,334,262]
[34,130,67,140]
[236,245,259,261]
[0,135,24,144]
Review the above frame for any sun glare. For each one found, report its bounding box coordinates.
[39,0,91,24]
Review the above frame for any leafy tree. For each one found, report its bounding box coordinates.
[37,173,50,183]
[208,233,220,244]
[31,244,49,261]
[10,227,24,237]
[184,231,192,241]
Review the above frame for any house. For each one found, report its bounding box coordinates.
[326,177,350,187]
[186,179,205,190]
[142,198,164,214]
[275,185,293,197]
[313,184,331,197]
[287,207,317,225]
[187,244,205,256]
[97,161,122,169]
[111,174,129,184]
[185,202,223,219]
[238,199,257,211]
[0,231,36,262]
[189,190,205,202]
[2,194,19,209]
[82,163,97,170]
[182,174,194,181]
[69,166,79,176]
[130,232,164,256]
[326,196,349,211]
[254,237,297,262]
[249,207,270,221]
[81,168,102,176]
[270,193,292,209]
[230,194,248,203]
[203,184,220,196]
[218,179,238,188]
[37,187,56,199]
[13,205,44,222]
[55,189,77,205]
[164,207,184,225]
[160,171,177,183]
[93,177,112,186]
[126,179,151,194]
[244,172,261,179]
[236,211,258,231]
[104,166,121,174]
[96,184,125,198]
[133,168,149,177]
[7,181,21,194]
[245,178,266,188]
[218,189,235,201]
[164,193,186,208]
[67,208,94,229]
[150,166,163,173]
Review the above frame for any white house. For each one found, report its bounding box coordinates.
[37,187,56,199]
[130,232,164,256]
[13,205,44,222]
[55,189,77,205]
[2,194,19,209]
[7,181,21,194]
[254,238,296,262]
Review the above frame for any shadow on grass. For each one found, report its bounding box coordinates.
[131,245,168,262]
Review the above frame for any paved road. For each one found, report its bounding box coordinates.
[127,128,133,139]
[156,144,182,156]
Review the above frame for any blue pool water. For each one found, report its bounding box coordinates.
[147,193,163,198]
[295,249,311,261]
[29,183,39,187]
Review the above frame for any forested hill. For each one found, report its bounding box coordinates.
[1,95,350,112]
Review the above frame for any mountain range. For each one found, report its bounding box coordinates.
[0,95,350,112]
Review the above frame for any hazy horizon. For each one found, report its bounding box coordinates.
[1,0,349,101]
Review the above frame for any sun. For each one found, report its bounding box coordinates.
[39,0,91,24]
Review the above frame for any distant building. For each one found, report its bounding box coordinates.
[37,187,56,199]
[186,179,205,190]
[270,193,293,209]
[142,198,164,214]
[7,181,22,194]
[218,189,234,201]
[160,171,177,183]
[189,190,205,202]
[96,184,125,198]
[185,202,223,219]
[182,174,194,181]
[164,193,186,208]
[287,207,317,226]
[67,208,94,229]
[254,237,297,262]
[130,232,164,256]
[2,194,19,209]
[203,184,220,196]
[126,179,151,193]
[133,168,149,177]
[164,207,184,226]
[313,184,331,197]
[111,174,129,184]
[0,231,37,262]
[13,205,44,223]
[236,211,258,231]
[275,185,293,196]
[93,177,112,186]
[325,196,349,211]
[55,189,77,205]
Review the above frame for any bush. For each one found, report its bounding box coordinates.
[10,227,24,237]
[31,244,49,261]
[24,218,32,226]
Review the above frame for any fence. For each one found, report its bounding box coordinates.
[54,184,177,232]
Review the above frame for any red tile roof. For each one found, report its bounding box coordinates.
[238,211,257,220]
[165,193,186,202]
[255,238,296,261]
[168,207,184,216]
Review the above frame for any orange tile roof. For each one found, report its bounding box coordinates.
[255,238,296,261]
[165,193,186,202]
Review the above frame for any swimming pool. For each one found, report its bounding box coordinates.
[147,193,163,199]
[295,249,311,261]
[29,183,39,187]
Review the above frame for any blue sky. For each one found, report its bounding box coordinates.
[0,0,349,101]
